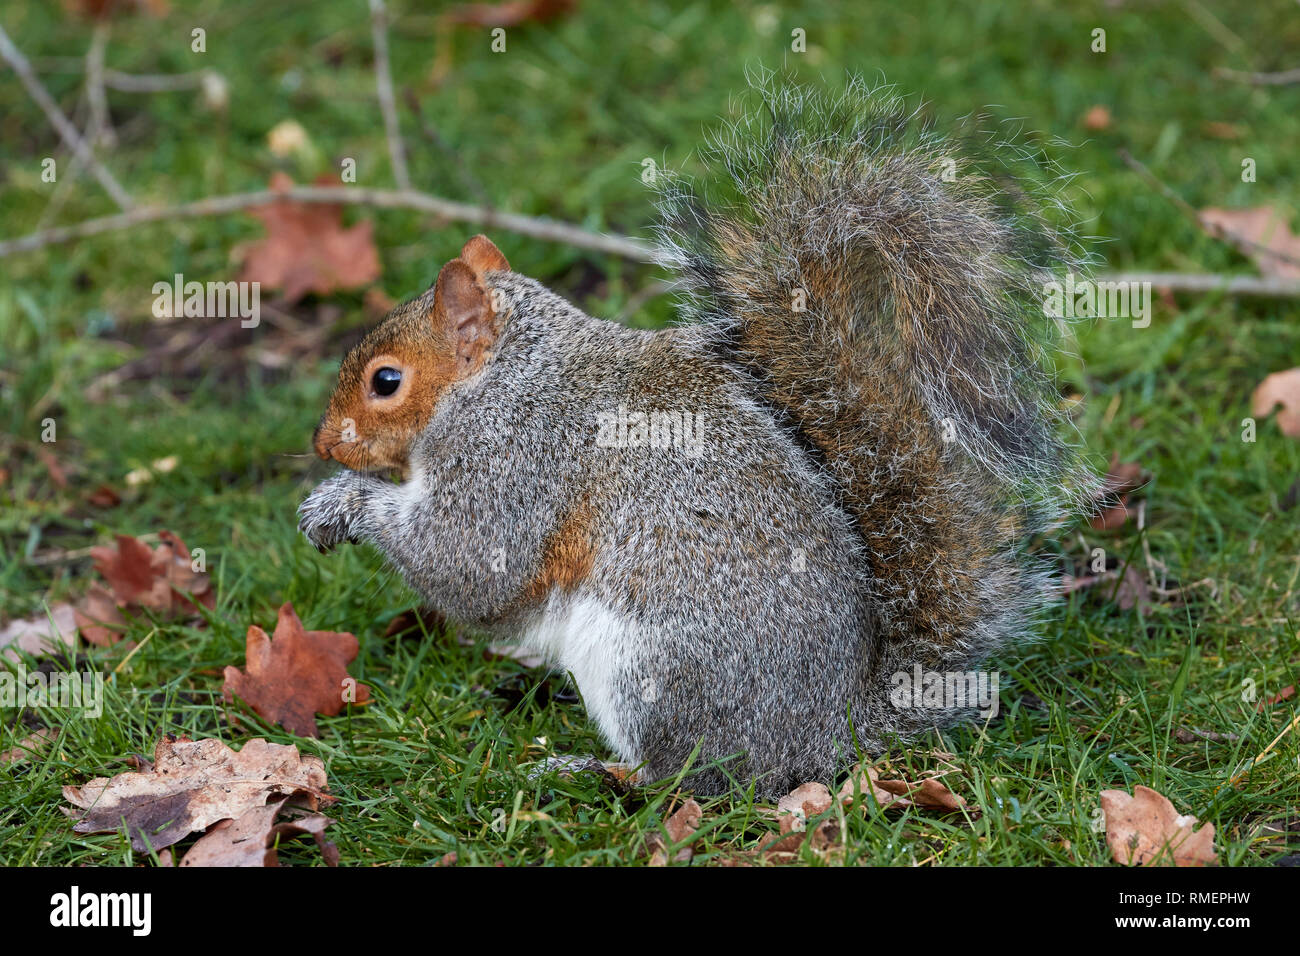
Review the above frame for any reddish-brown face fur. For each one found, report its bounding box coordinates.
[312,235,510,473]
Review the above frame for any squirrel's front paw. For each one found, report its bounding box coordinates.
[298,473,368,552]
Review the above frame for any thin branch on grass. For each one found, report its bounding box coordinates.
[3,185,1300,301]
[85,20,115,148]
[368,0,411,190]
[104,67,215,92]
[32,55,219,93]
[0,23,133,210]
[0,184,658,261]
[1106,272,1300,297]
[1214,65,1300,86]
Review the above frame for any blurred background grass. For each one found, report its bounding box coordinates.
[0,0,1298,865]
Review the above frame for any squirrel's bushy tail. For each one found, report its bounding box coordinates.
[655,75,1093,740]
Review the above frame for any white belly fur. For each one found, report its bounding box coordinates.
[520,593,635,761]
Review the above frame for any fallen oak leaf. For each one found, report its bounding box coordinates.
[85,484,122,509]
[63,735,332,853]
[35,445,69,489]
[1201,121,1242,140]
[1258,685,1296,711]
[1199,206,1300,280]
[646,798,703,866]
[1089,453,1146,530]
[1064,565,1154,613]
[908,777,970,812]
[178,801,280,867]
[383,606,446,639]
[222,602,370,737]
[1251,368,1300,438]
[61,0,169,19]
[236,172,381,304]
[1081,104,1111,130]
[1,727,58,765]
[1115,564,1154,613]
[179,797,338,867]
[0,604,78,662]
[1100,785,1218,866]
[838,764,910,809]
[74,531,215,646]
[445,0,577,27]
[838,764,968,813]
[766,781,834,853]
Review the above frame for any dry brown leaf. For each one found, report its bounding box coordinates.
[908,777,969,811]
[222,602,370,737]
[74,531,214,646]
[383,606,447,638]
[1,727,58,765]
[86,484,122,509]
[1202,121,1242,140]
[1100,785,1218,866]
[838,764,967,813]
[1065,564,1153,612]
[236,173,381,303]
[1199,206,1300,280]
[1259,685,1296,711]
[0,604,78,662]
[179,798,338,867]
[63,736,332,852]
[1251,368,1300,438]
[1082,105,1112,130]
[1089,453,1145,530]
[445,0,577,27]
[35,445,69,489]
[766,781,834,853]
[1115,564,1153,612]
[61,0,168,18]
[839,765,908,809]
[777,782,833,830]
[647,798,703,866]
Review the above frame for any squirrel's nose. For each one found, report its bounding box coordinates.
[312,424,334,461]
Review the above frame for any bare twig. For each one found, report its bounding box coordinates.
[368,0,411,190]
[34,54,216,92]
[0,23,132,210]
[1214,65,1300,86]
[0,184,657,261]
[85,20,115,148]
[104,68,211,92]
[3,183,1299,302]
[1105,272,1300,297]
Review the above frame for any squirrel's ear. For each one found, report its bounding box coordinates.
[433,258,498,374]
[459,234,510,274]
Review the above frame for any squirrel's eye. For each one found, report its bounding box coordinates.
[372,367,402,397]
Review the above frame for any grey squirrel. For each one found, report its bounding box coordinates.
[298,79,1090,797]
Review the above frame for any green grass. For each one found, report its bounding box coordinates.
[2,0,1299,865]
